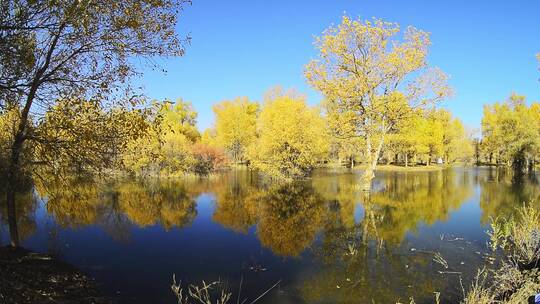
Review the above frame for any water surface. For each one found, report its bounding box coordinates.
[1,167,539,303]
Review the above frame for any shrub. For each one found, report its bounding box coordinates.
[190,143,227,176]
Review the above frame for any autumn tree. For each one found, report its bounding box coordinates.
[190,143,226,176]
[386,111,429,166]
[0,0,189,246]
[305,16,451,190]
[212,97,258,163]
[248,95,329,180]
[481,103,504,165]
[31,98,149,180]
[0,107,34,180]
[122,99,200,175]
[481,93,540,172]
[423,110,445,165]
[200,129,218,147]
[329,136,364,168]
[439,111,473,163]
[386,108,472,166]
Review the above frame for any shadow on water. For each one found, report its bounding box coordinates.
[1,167,539,303]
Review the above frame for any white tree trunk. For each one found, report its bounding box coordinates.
[361,134,385,191]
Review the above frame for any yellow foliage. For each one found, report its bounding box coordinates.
[481,93,540,167]
[33,98,146,176]
[387,108,472,165]
[443,114,473,163]
[122,99,199,175]
[160,99,200,143]
[200,129,218,147]
[212,97,258,162]
[305,15,451,185]
[248,95,329,180]
[0,108,21,167]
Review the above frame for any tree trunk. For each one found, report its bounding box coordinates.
[6,132,24,247]
[361,135,384,191]
[5,79,36,248]
[405,154,408,167]
[3,20,59,247]
[6,188,19,247]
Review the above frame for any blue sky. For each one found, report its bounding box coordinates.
[138,0,540,132]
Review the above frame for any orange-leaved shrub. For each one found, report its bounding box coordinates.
[190,143,227,176]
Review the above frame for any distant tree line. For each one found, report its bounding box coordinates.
[199,87,473,180]
[478,93,540,172]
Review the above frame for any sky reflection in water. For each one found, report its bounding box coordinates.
[1,167,539,304]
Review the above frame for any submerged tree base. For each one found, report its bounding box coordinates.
[0,246,114,304]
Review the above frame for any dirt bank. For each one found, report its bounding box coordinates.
[0,246,114,304]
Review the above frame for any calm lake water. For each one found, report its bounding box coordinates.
[1,167,540,303]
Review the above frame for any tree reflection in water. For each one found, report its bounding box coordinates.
[1,168,540,303]
[0,190,38,243]
[479,167,540,224]
[1,177,200,244]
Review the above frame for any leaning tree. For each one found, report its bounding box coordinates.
[0,0,189,246]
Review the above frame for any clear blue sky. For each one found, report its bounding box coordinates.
[138,0,540,132]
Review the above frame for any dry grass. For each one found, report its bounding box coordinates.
[171,274,281,304]
[433,252,449,269]
[408,205,540,304]
[458,204,540,303]
[489,204,540,267]
[460,268,494,304]
[171,274,231,304]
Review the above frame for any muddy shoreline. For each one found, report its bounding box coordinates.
[0,246,114,304]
